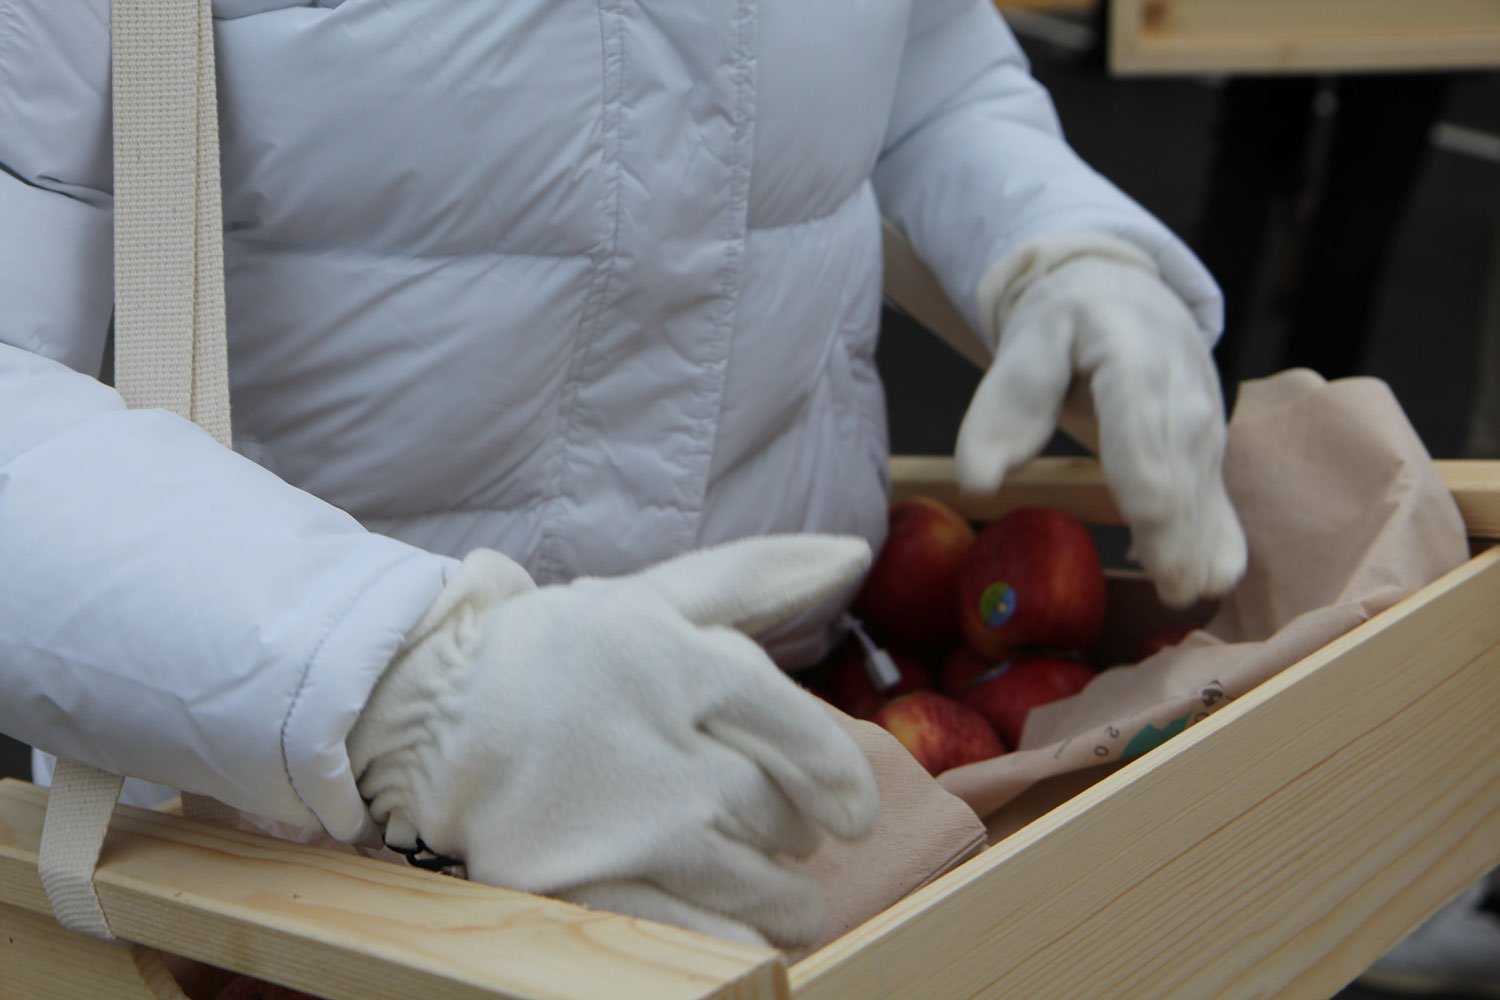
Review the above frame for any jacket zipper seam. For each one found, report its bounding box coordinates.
[534,0,627,584]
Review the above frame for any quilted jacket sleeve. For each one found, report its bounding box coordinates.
[0,0,452,842]
[874,0,1223,343]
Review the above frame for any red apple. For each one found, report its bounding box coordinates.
[873,691,1007,775]
[1133,622,1198,663]
[853,496,976,645]
[962,656,1095,749]
[818,638,931,719]
[955,506,1106,660]
[939,644,995,698]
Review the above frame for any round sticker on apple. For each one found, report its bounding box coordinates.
[979,582,1016,628]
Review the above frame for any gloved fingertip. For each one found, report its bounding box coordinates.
[1153,574,1199,611]
[1147,519,1248,609]
[1195,498,1250,601]
[1204,529,1249,600]
[817,763,880,841]
[953,447,1008,497]
[639,533,873,635]
[832,796,880,843]
[776,897,828,951]
[809,534,874,580]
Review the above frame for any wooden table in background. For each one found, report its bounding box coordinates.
[1110,0,1500,75]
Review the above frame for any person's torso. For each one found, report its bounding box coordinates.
[216,0,908,606]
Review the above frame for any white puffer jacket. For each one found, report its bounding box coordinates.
[0,0,1220,839]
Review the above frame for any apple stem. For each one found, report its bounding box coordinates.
[841,614,903,691]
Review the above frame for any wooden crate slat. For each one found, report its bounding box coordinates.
[789,545,1500,999]
[0,902,188,1000]
[1434,459,1500,539]
[1111,0,1500,74]
[888,454,1121,525]
[889,455,1500,540]
[0,782,787,1000]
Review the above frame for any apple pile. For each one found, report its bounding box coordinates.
[814,497,1113,776]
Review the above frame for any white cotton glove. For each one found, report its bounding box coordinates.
[345,536,880,949]
[958,233,1247,608]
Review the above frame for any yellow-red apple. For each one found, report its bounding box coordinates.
[873,691,1007,775]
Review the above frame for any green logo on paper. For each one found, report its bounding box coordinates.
[980,582,1016,627]
[1119,713,1191,761]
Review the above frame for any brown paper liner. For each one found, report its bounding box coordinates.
[936,370,1468,828]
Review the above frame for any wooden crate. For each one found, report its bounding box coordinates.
[3,456,1500,999]
[1110,0,1500,74]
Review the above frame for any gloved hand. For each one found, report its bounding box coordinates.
[958,232,1247,607]
[345,535,880,949]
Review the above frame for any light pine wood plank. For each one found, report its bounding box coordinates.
[0,784,787,1000]
[1111,0,1500,74]
[0,901,188,1000]
[1434,460,1500,539]
[789,545,1500,1000]
[890,455,1500,540]
[889,455,1122,526]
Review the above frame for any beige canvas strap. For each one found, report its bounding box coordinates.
[111,0,231,443]
[38,761,126,941]
[39,0,235,942]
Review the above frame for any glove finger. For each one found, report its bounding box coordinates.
[641,829,828,948]
[551,880,771,949]
[702,738,824,859]
[1129,472,1247,608]
[693,633,877,842]
[705,711,876,843]
[624,534,872,636]
[955,311,1074,494]
[1090,343,1247,607]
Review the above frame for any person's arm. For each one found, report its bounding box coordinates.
[0,0,454,841]
[875,1,1245,606]
[1,6,879,947]
[873,0,1222,343]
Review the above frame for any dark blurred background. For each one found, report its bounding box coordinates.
[880,9,1500,462]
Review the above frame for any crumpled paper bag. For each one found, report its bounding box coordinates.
[938,369,1470,839]
[785,709,988,959]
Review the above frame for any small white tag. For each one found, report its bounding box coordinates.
[841,614,902,691]
[865,648,902,691]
